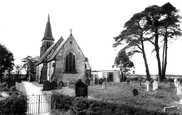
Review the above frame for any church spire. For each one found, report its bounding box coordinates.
[42,14,54,41]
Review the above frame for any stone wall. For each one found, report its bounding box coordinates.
[53,35,86,83]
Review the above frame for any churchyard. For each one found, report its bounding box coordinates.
[65,78,182,114]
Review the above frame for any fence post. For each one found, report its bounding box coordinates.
[38,95,40,114]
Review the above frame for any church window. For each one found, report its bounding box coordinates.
[65,52,77,73]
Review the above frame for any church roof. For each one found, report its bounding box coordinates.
[42,15,54,41]
[36,31,91,71]
[36,36,64,65]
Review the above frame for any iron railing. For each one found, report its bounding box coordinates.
[27,94,52,114]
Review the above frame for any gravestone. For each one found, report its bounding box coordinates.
[75,79,88,98]
[99,78,104,85]
[176,81,182,95]
[101,82,107,90]
[90,80,94,86]
[43,80,51,91]
[133,89,138,96]
[85,78,90,86]
[152,80,158,91]
[174,78,178,87]
[145,81,150,92]
[138,78,142,86]
[103,78,106,82]
[50,81,57,90]
[95,78,99,85]
[126,79,130,85]
[58,81,63,89]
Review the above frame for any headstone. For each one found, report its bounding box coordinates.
[176,81,182,95]
[75,79,88,98]
[95,78,99,85]
[58,81,63,89]
[43,80,51,91]
[90,80,94,86]
[145,81,150,92]
[133,89,138,96]
[99,78,103,85]
[138,78,142,86]
[103,78,106,82]
[50,81,57,90]
[152,80,158,91]
[85,78,90,86]
[174,78,178,87]
[126,79,130,85]
[101,82,107,90]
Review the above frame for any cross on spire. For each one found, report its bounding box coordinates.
[70,29,72,35]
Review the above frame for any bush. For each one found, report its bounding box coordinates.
[51,94,178,115]
[0,82,8,91]
[0,93,27,115]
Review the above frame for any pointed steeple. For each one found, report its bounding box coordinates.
[42,14,54,41]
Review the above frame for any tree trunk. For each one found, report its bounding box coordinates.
[154,30,162,82]
[161,34,168,80]
[141,34,151,80]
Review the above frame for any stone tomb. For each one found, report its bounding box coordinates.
[75,79,88,98]
[43,80,51,91]
[50,81,57,90]
[174,78,178,87]
[176,80,182,95]
[152,80,158,91]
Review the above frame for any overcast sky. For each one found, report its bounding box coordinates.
[0,0,182,74]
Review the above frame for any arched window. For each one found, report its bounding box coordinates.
[65,52,76,73]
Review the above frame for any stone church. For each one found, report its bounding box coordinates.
[35,15,91,84]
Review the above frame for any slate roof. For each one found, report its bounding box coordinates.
[36,33,91,70]
[36,36,64,65]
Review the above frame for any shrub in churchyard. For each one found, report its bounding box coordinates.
[43,80,51,91]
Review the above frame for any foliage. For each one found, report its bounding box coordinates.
[21,55,39,81]
[51,93,178,115]
[143,2,182,81]
[114,50,134,73]
[0,93,27,115]
[0,82,8,91]
[0,43,14,80]
[52,94,74,112]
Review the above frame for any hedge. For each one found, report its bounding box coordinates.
[0,93,27,115]
[51,94,179,115]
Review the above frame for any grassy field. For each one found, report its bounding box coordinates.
[85,81,182,114]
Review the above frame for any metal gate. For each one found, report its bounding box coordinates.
[27,94,52,115]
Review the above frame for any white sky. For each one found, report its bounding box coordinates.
[0,0,182,75]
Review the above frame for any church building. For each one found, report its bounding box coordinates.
[35,15,91,84]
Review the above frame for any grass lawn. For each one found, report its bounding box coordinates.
[85,81,182,114]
